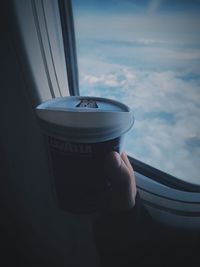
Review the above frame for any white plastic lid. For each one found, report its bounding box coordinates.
[36,96,134,142]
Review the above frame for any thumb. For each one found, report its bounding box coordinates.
[104,151,136,211]
[104,151,132,188]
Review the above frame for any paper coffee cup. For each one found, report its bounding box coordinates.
[36,96,134,213]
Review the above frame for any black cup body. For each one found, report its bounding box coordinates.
[45,134,123,213]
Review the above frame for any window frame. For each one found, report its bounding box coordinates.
[11,0,72,105]
[129,157,200,193]
[58,0,79,96]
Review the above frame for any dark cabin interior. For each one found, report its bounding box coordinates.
[0,1,200,266]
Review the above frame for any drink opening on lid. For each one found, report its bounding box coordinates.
[76,99,98,108]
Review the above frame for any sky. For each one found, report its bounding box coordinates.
[72,0,200,185]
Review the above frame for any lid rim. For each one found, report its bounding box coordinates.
[38,118,133,143]
[36,96,134,143]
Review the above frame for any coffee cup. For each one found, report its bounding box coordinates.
[36,96,134,213]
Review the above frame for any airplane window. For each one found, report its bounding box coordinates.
[71,0,200,186]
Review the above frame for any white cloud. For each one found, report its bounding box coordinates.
[137,38,168,45]
[75,5,200,185]
[75,13,200,43]
[147,0,162,14]
[82,73,124,87]
[80,68,200,185]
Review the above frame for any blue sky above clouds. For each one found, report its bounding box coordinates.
[72,0,200,185]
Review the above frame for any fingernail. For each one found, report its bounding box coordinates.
[107,151,121,169]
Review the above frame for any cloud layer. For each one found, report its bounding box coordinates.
[73,3,200,185]
[80,68,200,185]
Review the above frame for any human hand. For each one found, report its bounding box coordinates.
[104,151,137,212]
